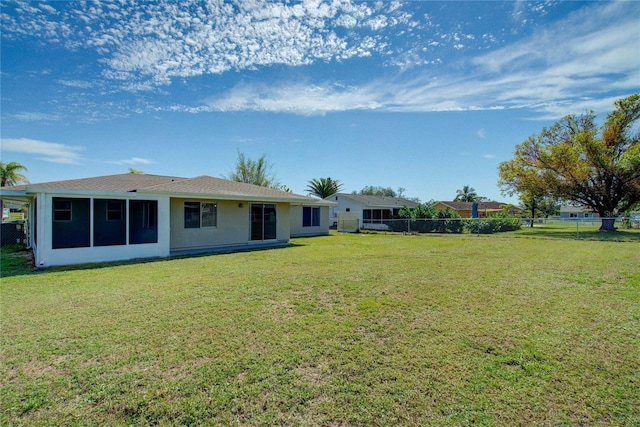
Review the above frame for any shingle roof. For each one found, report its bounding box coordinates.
[141,175,312,202]
[4,173,328,204]
[330,193,419,208]
[10,173,185,192]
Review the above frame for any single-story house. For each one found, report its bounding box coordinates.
[433,201,522,218]
[559,205,599,219]
[0,173,336,267]
[324,193,419,230]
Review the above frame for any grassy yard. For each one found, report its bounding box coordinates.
[1,232,639,426]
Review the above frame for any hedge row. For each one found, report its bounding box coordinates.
[385,216,521,234]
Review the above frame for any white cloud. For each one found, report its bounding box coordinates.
[1,138,85,164]
[190,1,638,118]
[3,0,416,90]
[3,1,637,119]
[8,112,63,122]
[195,81,382,115]
[57,79,93,89]
[108,157,154,165]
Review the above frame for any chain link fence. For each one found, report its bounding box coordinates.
[349,216,635,236]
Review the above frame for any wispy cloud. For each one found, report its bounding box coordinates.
[107,157,154,166]
[184,1,639,118]
[195,81,383,115]
[1,138,85,164]
[7,112,64,122]
[3,0,414,88]
[2,1,637,119]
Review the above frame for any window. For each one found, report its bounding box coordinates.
[184,202,217,228]
[363,209,372,223]
[303,206,320,227]
[106,201,123,221]
[184,202,201,228]
[94,199,126,246]
[141,201,156,229]
[52,198,90,249]
[53,200,72,221]
[130,200,158,244]
[201,203,217,227]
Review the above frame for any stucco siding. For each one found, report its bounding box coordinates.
[328,196,364,225]
[290,205,330,237]
[170,199,290,251]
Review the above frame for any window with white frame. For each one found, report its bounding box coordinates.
[53,200,72,221]
[106,201,123,221]
[184,201,217,228]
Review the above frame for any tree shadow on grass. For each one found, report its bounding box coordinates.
[514,224,640,242]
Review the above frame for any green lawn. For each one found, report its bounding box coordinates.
[1,232,639,426]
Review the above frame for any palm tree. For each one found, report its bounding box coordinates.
[0,161,29,187]
[1,161,29,220]
[306,177,343,199]
[454,185,478,202]
[223,151,280,188]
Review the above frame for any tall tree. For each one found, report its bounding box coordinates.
[223,151,280,188]
[0,161,29,187]
[355,186,397,197]
[1,161,29,219]
[498,94,640,231]
[306,177,343,199]
[454,185,478,202]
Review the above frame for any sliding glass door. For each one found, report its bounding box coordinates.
[250,204,277,241]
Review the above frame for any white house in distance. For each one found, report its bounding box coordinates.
[0,173,336,267]
[559,205,599,219]
[324,193,419,230]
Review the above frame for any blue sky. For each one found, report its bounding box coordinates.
[1,0,639,203]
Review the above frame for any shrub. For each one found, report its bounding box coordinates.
[464,212,522,234]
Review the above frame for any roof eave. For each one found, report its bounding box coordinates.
[138,189,313,204]
[17,187,137,197]
[0,188,31,203]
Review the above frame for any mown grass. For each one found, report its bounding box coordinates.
[0,245,33,277]
[513,219,640,242]
[1,232,639,426]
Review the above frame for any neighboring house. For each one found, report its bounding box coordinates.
[0,173,335,267]
[325,193,419,230]
[433,201,521,218]
[559,205,599,219]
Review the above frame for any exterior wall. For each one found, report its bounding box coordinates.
[34,193,170,268]
[169,199,290,252]
[328,195,365,227]
[559,206,600,219]
[290,205,330,237]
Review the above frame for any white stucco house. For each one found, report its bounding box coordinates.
[324,193,419,230]
[559,205,599,219]
[0,173,336,267]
